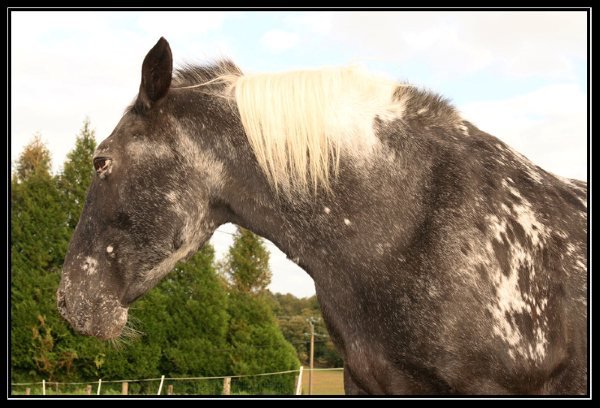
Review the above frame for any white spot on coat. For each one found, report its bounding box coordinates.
[324,207,331,214]
[166,191,178,203]
[344,218,352,226]
[483,210,550,362]
[106,246,113,253]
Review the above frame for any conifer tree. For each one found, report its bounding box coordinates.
[157,245,231,393]
[13,134,52,182]
[11,135,70,380]
[224,228,272,294]
[58,119,97,230]
[223,228,299,394]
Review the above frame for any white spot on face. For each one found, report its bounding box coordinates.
[176,126,225,192]
[116,307,128,327]
[106,246,113,254]
[82,257,98,276]
[126,140,174,163]
[324,207,331,214]
[344,218,351,226]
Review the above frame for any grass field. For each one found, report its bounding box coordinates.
[301,369,345,395]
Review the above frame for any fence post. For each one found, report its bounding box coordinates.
[86,385,92,395]
[167,384,173,395]
[97,379,102,395]
[157,375,165,395]
[42,380,46,395]
[309,321,315,395]
[25,388,31,395]
[223,377,231,395]
[295,366,304,395]
[122,382,128,395]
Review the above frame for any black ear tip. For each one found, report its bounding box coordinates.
[147,37,172,62]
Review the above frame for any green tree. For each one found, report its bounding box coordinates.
[58,119,97,230]
[223,227,299,394]
[223,228,272,294]
[157,245,231,394]
[269,293,343,368]
[14,134,52,182]
[11,136,72,381]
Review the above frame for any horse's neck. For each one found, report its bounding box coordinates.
[224,140,434,290]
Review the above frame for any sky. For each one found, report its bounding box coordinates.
[10,11,588,298]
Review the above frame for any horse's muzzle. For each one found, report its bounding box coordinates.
[56,287,128,340]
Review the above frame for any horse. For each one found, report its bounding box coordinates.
[57,37,587,395]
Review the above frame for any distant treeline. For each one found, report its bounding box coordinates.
[10,120,339,395]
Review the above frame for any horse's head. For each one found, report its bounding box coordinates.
[57,38,228,339]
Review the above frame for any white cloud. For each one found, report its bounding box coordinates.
[136,11,229,37]
[285,13,333,34]
[292,11,586,80]
[261,29,300,52]
[459,83,587,181]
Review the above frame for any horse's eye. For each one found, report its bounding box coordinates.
[93,157,112,178]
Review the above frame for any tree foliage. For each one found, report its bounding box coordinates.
[13,134,52,182]
[269,293,343,368]
[58,119,97,230]
[223,228,272,294]
[223,228,299,393]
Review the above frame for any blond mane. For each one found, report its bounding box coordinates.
[180,64,405,195]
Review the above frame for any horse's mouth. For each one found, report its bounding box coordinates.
[67,307,129,340]
[57,290,129,340]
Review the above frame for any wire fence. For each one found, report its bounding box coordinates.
[11,367,345,396]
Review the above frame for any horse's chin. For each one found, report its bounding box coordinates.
[92,322,127,341]
[68,306,129,341]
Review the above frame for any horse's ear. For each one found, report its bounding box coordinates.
[137,37,173,109]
